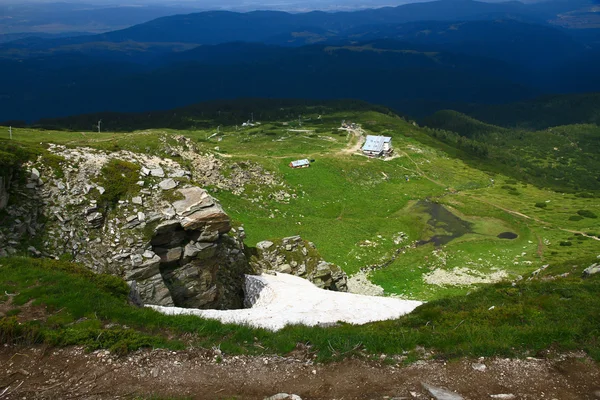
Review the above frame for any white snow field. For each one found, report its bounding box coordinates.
[148,273,423,331]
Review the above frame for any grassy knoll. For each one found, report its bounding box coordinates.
[1,256,599,361]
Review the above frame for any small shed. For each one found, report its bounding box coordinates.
[289,159,310,169]
[362,135,392,157]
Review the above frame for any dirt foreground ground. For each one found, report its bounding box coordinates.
[1,346,600,399]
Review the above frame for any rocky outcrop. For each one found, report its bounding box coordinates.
[0,141,349,308]
[0,144,251,309]
[250,235,348,292]
[140,187,249,309]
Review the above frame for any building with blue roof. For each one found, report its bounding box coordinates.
[362,135,393,157]
[289,159,311,168]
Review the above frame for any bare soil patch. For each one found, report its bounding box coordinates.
[0,346,599,399]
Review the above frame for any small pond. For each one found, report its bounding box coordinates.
[497,232,518,240]
[416,201,474,247]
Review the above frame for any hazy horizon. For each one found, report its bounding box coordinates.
[0,0,524,10]
[0,0,424,7]
[0,0,572,36]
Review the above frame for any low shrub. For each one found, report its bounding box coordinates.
[96,159,140,209]
[577,210,598,219]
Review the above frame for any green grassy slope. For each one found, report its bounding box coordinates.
[421,109,511,139]
[419,110,600,193]
[2,256,599,361]
[3,105,598,300]
[1,101,599,360]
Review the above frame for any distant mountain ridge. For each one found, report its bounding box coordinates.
[0,39,540,122]
[3,0,596,51]
[0,0,598,122]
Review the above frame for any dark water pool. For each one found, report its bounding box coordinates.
[497,232,518,240]
[416,201,474,247]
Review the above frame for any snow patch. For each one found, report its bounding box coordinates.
[148,273,422,331]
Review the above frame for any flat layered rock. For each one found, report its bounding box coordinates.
[180,205,231,233]
[159,178,178,190]
[172,187,215,216]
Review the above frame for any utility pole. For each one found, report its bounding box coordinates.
[9,126,12,140]
[251,112,254,123]
[97,120,102,133]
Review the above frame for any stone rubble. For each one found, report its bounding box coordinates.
[167,135,293,199]
[347,270,385,296]
[424,267,508,287]
[251,235,348,292]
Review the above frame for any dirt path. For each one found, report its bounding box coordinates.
[338,128,365,155]
[561,229,600,241]
[1,346,599,399]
